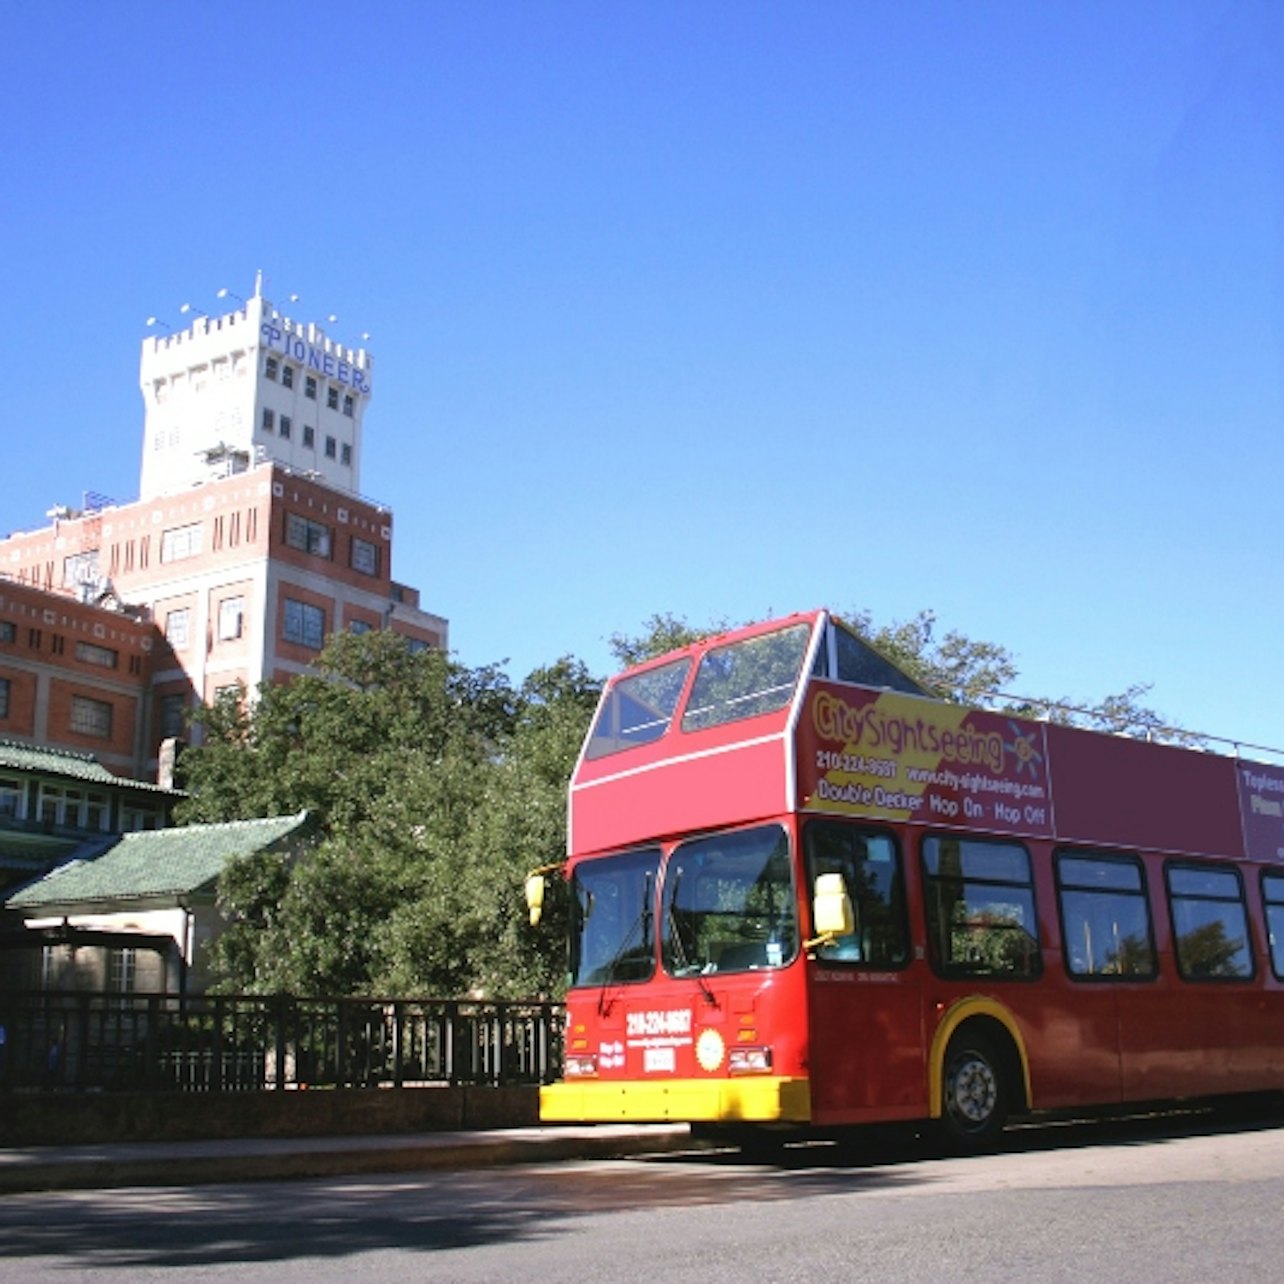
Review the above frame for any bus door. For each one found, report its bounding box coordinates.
[802,822,926,1122]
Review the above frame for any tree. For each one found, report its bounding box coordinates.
[608,612,726,668]
[191,632,593,999]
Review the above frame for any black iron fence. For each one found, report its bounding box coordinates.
[0,990,564,1093]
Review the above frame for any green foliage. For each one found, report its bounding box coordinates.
[193,632,594,999]
[608,612,725,668]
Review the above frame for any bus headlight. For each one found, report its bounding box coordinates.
[728,1046,772,1074]
[564,1055,598,1077]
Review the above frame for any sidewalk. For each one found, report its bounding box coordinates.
[0,1124,698,1194]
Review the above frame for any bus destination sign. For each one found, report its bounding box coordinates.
[797,681,1053,838]
[1237,761,1284,862]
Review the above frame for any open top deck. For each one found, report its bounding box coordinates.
[570,609,1284,866]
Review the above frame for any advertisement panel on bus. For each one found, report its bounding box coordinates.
[1237,759,1284,862]
[796,680,1053,838]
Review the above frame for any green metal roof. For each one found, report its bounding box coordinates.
[0,740,179,795]
[5,812,309,909]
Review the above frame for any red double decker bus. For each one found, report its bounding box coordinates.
[528,609,1284,1148]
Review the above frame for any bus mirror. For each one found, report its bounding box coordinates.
[812,873,854,939]
[525,873,547,927]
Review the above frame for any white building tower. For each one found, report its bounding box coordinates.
[138,277,373,500]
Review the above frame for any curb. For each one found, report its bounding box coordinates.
[0,1125,699,1194]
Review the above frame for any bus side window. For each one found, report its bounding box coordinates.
[922,836,1040,979]
[803,820,909,967]
[1264,873,1284,980]
[1055,852,1156,981]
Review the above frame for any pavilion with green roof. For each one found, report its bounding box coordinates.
[2,812,310,994]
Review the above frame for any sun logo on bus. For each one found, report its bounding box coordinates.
[1005,723,1044,777]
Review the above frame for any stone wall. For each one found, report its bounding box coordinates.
[0,1084,539,1146]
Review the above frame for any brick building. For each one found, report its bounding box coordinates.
[0,280,447,778]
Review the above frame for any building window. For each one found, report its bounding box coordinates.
[342,393,354,417]
[0,774,23,819]
[325,436,337,459]
[283,598,325,649]
[75,641,119,669]
[0,676,9,720]
[213,683,243,705]
[305,374,318,400]
[159,693,186,739]
[123,807,161,832]
[160,523,203,563]
[165,608,190,648]
[281,364,294,389]
[1056,852,1155,979]
[265,355,279,381]
[279,414,292,439]
[0,620,14,643]
[351,536,379,576]
[341,443,352,467]
[1166,863,1253,980]
[262,408,275,433]
[85,793,109,831]
[70,695,113,738]
[286,513,331,557]
[327,385,339,410]
[109,947,136,997]
[922,836,1041,978]
[349,619,373,635]
[219,596,245,640]
[303,425,316,449]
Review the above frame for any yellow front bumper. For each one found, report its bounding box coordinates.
[540,1076,811,1124]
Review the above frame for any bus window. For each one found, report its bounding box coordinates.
[1165,863,1254,981]
[681,623,811,732]
[661,825,797,975]
[1263,873,1284,980]
[922,836,1041,978]
[1055,852,1156,979]
[586,658,691,759]
[568,848,661,987]
[831,620,929,695]
[803,820,908,966]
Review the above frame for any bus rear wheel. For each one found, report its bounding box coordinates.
[940,1032,1007,1152]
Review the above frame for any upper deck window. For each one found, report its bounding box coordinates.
[585,657,692,760]
[831,621,929,695]
[681,622,811,733]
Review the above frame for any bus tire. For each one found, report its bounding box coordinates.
[940,1031,1008,1152]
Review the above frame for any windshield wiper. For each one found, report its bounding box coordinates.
[597,873,653,1016]
[665,869,719,1008]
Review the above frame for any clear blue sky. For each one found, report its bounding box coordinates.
[4,1,1282,754]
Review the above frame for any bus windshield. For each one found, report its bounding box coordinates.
[661,825,798,976]
[682,623,812,732]
[585,658,692,759]
[568,848,661,987]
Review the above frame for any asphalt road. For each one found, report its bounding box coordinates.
[2,1105,1282,1282]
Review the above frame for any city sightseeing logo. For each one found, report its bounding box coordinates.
[1004,721,1044,778]
[812,691,1035,776]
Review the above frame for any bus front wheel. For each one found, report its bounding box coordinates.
[940,1032,1007,1152]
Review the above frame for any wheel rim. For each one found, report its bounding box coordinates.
[947,1051,998,1131]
